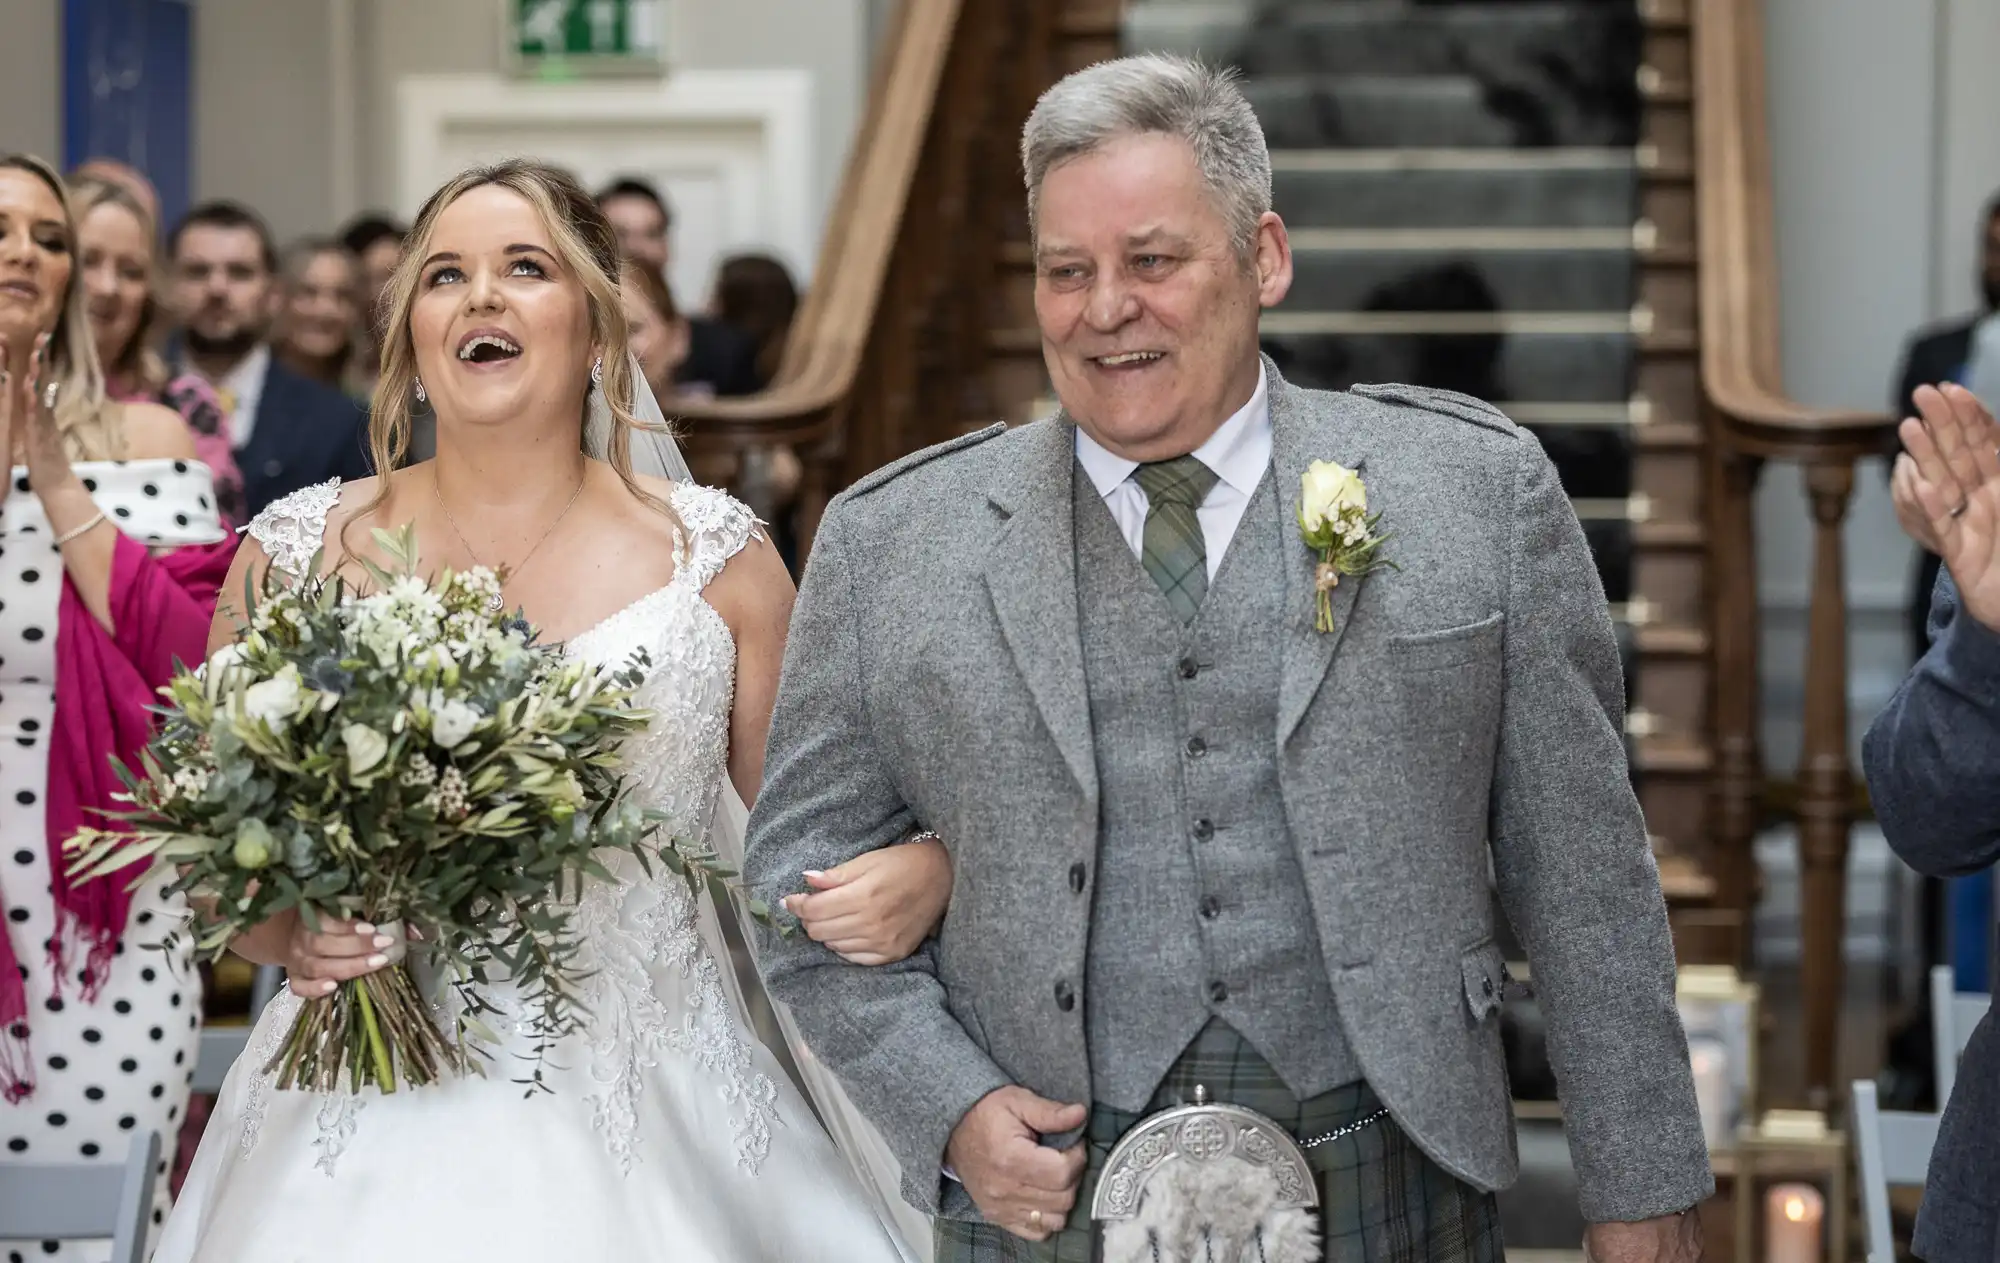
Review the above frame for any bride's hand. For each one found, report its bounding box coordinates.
[287,917,405,998]
[781,834,953,966]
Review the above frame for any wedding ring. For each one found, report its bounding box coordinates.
[41,381,58,410]
[1028,1209,1043,1232]
[1952,499,1970,519]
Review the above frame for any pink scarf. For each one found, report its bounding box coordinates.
[0,533,236,1102]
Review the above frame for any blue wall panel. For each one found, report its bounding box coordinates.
[63,0,193,229]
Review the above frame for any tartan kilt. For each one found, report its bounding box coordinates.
[934,1021,1503,1263]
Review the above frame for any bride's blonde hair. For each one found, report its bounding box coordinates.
[1,154,116,460]
[361,159,673,529]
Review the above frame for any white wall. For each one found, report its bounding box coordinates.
[1759,0,1957,770]
[0,3,61,161]
[190,0,867,297]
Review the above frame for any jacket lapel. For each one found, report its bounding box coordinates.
[982,416,1099,808]
[1271,364,1371,746]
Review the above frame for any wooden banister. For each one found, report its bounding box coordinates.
[1693,0,1896,1110]
[669,0,1068,551]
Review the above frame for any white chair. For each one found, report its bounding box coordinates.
[0,1129,160,1263]
[1930,964,1991,1105]
[1852,1079,1943,1263]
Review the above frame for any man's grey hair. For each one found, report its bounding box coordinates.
[1021,54,1272,255]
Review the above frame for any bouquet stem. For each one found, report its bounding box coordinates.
[266,962,460,1094]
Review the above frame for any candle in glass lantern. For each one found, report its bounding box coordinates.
[1765,1183,1824,1263]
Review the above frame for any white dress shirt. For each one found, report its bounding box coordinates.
[184,343,272,449]
[1072,363,1274,578]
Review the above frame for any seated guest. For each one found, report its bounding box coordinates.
[70,174,246,524]
[337,213,405,395]
[273,237,364,398]
[712,251,799,389]
[595,176,760,398]
[165,201,371,516]
[620,260,691,402]
[0,152,235,1254]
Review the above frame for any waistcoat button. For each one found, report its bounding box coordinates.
[1068,862,1087,893]
[1208,980,1229,1004]
[1192,818,1214,842]
[1185,735,1207,758]
[1199,895,1220,919]
[1054,979,1076,1012]
[1177,657,1199,680]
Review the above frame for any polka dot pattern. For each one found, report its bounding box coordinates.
[1,461,216,1258]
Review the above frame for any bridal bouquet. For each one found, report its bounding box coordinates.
[68,526,747,1096]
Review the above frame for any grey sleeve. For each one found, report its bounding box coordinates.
[1487,435,1714,1222]
[742,502,1010,1217]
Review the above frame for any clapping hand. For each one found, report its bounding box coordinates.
[1894,384,2000,631]
[0,332,73,488]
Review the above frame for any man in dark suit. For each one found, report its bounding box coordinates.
[166,201,372,517]
[1894,195,2000,656]
[1869,382,2000,1263]
[596,177,762,397]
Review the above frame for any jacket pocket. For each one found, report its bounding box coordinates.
[1389,611,1505,673]
[1460,938,1508,1022]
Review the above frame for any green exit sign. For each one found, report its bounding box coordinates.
[508,0,667,75]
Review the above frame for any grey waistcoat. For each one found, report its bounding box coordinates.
[1074,462,1360,1112]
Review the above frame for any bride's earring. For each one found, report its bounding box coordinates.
[590,356,603,388]
[414,378,427,404]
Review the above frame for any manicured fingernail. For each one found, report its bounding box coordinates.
[318,979,337,995]
[803,870,824,880]
[366,953,388,969]
[372,934,394,949]
[354,922,376,935]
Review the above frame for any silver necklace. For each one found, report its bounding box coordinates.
[432,469,586,613]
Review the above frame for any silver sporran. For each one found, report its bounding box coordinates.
[1092,1085,1323,1263]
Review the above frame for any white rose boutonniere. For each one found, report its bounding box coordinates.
[1297,459,1395,633]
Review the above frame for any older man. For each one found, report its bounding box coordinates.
[746,54,1711,1262]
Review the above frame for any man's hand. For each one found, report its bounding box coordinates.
[1584,1210,1703,1263]
[945,1086,1088,1241]
[1897,384,2000,632]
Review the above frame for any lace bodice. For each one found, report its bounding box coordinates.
[237,478,777,1176]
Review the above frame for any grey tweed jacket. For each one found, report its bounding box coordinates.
[744,363,1713,1224]
[1863,571,2000,1263]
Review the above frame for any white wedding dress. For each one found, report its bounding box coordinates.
[154,479,914,1263]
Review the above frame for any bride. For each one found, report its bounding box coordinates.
[156,160,947,1262]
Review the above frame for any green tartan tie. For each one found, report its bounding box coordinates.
[1135,455,1220,623]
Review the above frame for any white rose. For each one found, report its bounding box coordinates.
[202,644,247,699]
[1298,460,1367,533]
[240,665,304,732]
[343,724,391,779]
[431,699,483,750]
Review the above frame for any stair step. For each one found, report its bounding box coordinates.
[1287,237,1636,313]
[1126,0,1641,89]
[1244,73,1639,149]
[1272,149,1638,229]
[1260,327,1633,401]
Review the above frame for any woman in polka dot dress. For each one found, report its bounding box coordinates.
[0,155,237,1260]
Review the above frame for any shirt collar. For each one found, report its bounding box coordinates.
[1073,361,1273,501]
[183,343,271,409]
[1072,359,1272,497]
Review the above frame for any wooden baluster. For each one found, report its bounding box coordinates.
[1797,457,1857,1109]
[1708,440,1764,969]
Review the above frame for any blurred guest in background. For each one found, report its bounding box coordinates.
[273,237,363,398]
[67,157,159,227]
[713,251,799,389]
[0,153,235,1257]
[596,176,760,398]
[337,213,405,394]
[166,201,370,515]
[621,259,690,404]
[70,175,246,525]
